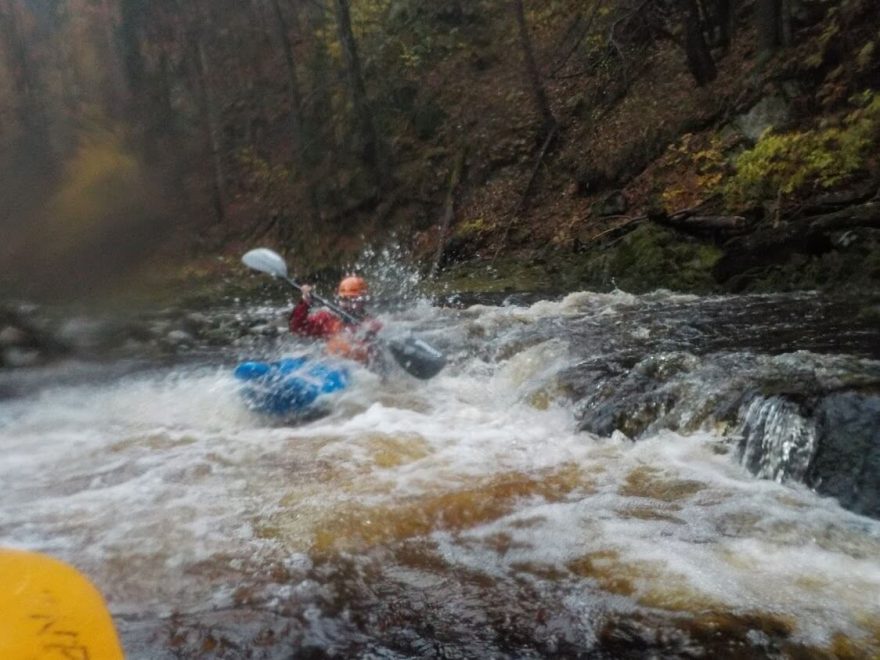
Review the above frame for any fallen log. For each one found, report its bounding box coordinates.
[714,202,880,282]
[798,181,879,216]
[653,213,749,233]
[808,201,880,231]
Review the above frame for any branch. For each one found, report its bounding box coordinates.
[492,122,560,262]
[430,146,468,278]
[653,213,749,232]
[606,0,653,90]
[548,0,606,78]
[808,201,880,231]
[581,196,724,245]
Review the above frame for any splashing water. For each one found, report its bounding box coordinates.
[737,396,817,483]
[349,239,428,311]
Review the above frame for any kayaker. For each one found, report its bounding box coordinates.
[289,275,382,365]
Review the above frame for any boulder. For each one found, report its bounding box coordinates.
[806,391,880,518]
[733,96,791,142]
[0,325,28,347]
[592,191,629,217]
[2,347,41,368]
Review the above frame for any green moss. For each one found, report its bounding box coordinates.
[434,257,556,293]
[412,99,447,140]
[574,224,722,293]
[858,304,880,323]
[725,91,880,206]
[453,217,493,238]
[726,229,880,293]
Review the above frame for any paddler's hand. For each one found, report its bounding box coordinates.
[300,284,313,302]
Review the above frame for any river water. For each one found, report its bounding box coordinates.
[1,290,879,658]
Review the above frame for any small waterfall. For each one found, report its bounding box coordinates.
[737,396,818,483]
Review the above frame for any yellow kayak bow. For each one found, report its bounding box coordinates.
[0,549,124,659]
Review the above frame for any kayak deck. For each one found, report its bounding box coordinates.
[234,356,349,415]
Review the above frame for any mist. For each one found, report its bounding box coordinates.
[0,0,204,304]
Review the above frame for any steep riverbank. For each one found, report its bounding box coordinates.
[435,210,880,296]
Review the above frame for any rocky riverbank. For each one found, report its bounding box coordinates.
[435,207,880,297]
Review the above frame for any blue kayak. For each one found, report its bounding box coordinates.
[233,356,349,415]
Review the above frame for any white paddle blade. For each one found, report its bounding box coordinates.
[242,248,289,278]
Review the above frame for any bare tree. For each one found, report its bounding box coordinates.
[0,1,49,147]
[269,0,306,153]
[679,0,716,85]
[333,0,385,189]
[191,26,227,223]
[700,0,734,51]
[511,0,556,132]
[757,0,790,57]
[268,0,320,219]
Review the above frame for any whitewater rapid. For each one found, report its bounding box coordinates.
[1,291,878,657]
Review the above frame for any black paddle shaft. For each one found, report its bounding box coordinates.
[281,276,362,325]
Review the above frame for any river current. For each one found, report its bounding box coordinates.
[1,289,879,658]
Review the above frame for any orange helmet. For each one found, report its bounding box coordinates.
[337,275,368,299]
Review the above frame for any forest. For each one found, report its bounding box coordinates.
[1,0,878,299]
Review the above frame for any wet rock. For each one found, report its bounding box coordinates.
[592,190,629,217]
[56,318,109,351]
[805,391,880,518]
[0,306,68,367]
[182,312,211,336]
[0,325,28,347]
[733,95,791,142]
[166,329,193,345]
[248,323,279,337]
[599,610,797,658]
[731,388,880,519]
[579,384,678,438]
[3,347,42,368]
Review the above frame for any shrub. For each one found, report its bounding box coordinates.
[725,91,880,207]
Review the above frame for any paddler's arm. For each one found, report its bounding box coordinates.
[289,297,312,335]
[289,285,342,338]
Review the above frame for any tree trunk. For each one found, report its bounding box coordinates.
[119,0,147,99]
[333,0,385,189]
[700,0,735,53]
[780,0,792,46]
[269,0,306,151]
[679,0,717,86]
[193,36,226,224]
[430,147,467,278]
[511,0,556,132]
[713,0,734,51]
[268,0,320,220]
[757,0,782,56]
[0,1,48,143]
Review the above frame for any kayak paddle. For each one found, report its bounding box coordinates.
[242,248,446,379]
